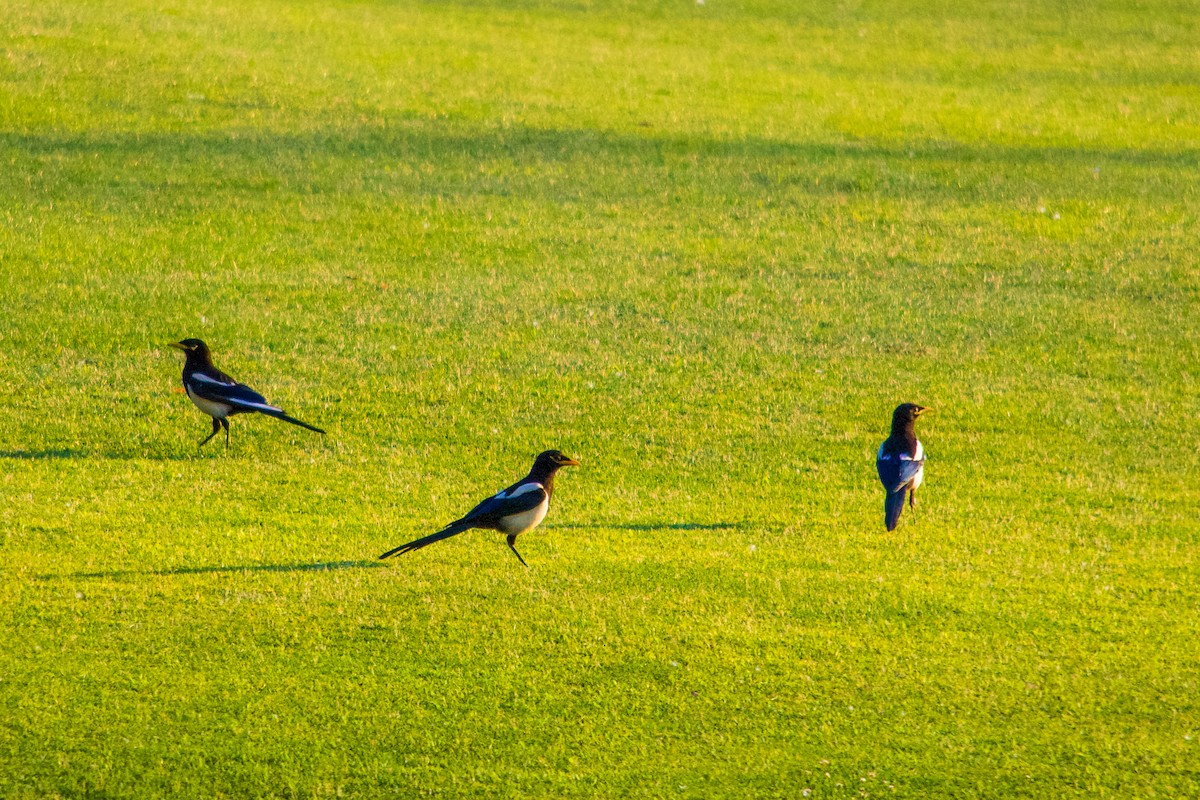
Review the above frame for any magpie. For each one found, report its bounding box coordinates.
[876,403,931,531]
[169,338,325,447]
[379,450,581,567]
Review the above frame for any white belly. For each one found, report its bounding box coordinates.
[497,496,549,536]
[186,385,232,419]
[910,439,925,491]
[910,465,924,492]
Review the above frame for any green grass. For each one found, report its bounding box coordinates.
[1,0,1198,796]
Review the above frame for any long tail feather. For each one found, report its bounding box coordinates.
[884,490,906,531]
[261,409,325,434]
[379,518,477,559]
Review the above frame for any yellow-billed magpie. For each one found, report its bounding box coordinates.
[169,338,325,447]
[379,450,581,567]
[876,403,931,531]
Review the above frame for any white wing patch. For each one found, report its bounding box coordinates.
[191,372,236,386]
[495,482,544,500]
[229,399,284,413]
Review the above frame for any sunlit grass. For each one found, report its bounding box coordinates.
[1,0,1198,796]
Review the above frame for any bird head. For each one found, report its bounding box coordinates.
[533,450,581,473]
[892,403,931,426]
[169,338,213,365]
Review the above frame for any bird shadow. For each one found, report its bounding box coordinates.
[0,449,85,460]
[0,448,209,462]
[551,522,746,532]
[39,560,390,581]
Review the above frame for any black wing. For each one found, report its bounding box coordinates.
[188,373,280,413]
[876,457,923,493]
[460,485,548,527]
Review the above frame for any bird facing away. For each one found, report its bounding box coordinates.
[379,450,581,567]
[169,338,325,448]
[876,403,931,531]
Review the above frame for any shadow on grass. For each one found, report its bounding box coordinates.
[0,448,237,462]
[0,449,85,460]
[41,560,390,581]
[3,123,1195,211]
[552,522,746,532]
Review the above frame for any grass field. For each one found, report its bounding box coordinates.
[2,0,1199,796]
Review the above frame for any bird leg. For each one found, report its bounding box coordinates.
[909,489,917,510]
[199,417,221,448]
[220,418,231,447]
[506,534,530,568]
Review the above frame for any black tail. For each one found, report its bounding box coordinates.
[262,409,325,434]
[379,518,477,560]
[884,489,906,531]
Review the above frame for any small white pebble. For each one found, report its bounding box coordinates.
[670,661,679,667]
[1037,206,1046,214]
[75,592,84,599]
[748,544,757,553]
[1053,212,1061,220]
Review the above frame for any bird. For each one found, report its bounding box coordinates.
[379,450,581,567]
[876,403,931,531]
[168,338,325,448]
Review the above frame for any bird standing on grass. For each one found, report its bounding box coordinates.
[169,338,325,448]
[876,403,931,531]
[379,450,581,567]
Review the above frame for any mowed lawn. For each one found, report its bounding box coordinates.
[1,0,1198,796]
